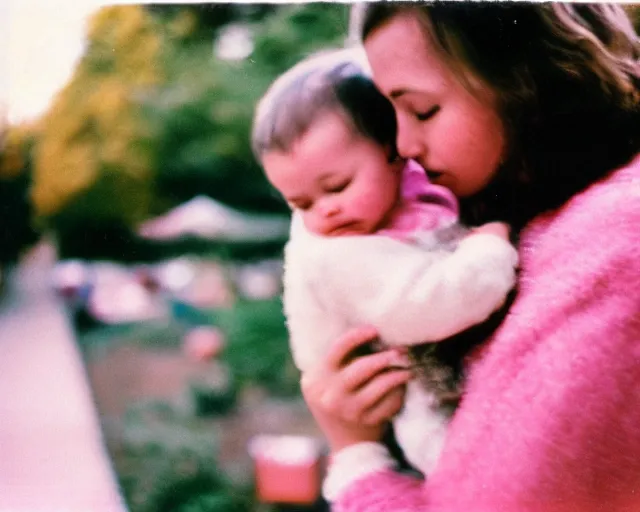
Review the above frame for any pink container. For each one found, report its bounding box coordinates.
[249,435,326,505]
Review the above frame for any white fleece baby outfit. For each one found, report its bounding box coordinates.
[283,160,519,480]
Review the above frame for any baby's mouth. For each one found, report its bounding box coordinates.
[330,221,361,236]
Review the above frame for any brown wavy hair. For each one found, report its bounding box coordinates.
[358,2,640,234]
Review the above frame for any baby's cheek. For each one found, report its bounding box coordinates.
[302,213,319,234]
[353,196,380,219]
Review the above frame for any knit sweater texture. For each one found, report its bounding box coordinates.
[331,155,640,511]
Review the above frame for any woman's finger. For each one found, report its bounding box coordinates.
[326,325,380,369]
[345,368,412,423]
[361,386,408,426]
[341,350,411,392]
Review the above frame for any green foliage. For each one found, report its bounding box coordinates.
[189,363,239,417]
[54,218,153,261]
[117,400,251,512]
[80,296,300,510]
[147,4,275,42]
[32,5,162,229]
[251,3,350,76]
[214,298,299,397]
[29,3,349,258]
[82,296,298,397]
[142,3,349,214]
[180,493,249,512]
[0,171,40,264]
[0,123,40,263]
[54,217,287,262]
[79,319,185,352]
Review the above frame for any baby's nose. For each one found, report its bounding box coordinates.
[318,201,340,217]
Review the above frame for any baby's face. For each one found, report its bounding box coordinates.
[263,111,404,237]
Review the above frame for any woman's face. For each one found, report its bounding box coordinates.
[364,12,506,198]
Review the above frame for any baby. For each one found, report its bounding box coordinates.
[252,48,518,475]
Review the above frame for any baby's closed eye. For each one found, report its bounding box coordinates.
[325,179,351,194]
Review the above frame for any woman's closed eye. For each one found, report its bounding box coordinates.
[415,105,440,122]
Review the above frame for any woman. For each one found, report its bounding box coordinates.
[300,3,640,511]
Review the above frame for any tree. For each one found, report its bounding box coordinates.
[32,5,162,228]
[0,121,40,263]
[143,3,349,214]
[29,4,350,260]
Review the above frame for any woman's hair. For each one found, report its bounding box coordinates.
[252,48,397,161]
[358,2,640,232]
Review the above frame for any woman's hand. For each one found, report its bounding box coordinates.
[300,326,413,453]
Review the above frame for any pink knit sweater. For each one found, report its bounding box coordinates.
[333,154,640,512]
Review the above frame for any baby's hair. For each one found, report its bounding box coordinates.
[357,2,640,231]
[252,47,397,161]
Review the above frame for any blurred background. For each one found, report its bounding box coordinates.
[2,3,639,512]
[1,2,353,511]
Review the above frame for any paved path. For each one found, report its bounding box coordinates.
[0,243,126,512]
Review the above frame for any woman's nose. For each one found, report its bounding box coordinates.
[396,117,424,160]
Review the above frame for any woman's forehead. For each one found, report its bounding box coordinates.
[364,13,494,105]
[363,13,453,98]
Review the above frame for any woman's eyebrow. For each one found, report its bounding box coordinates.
[390,87,434,100]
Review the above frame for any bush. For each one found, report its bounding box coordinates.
[215,298,300,397]
[118,400,252,512]
[189,363,239,417]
